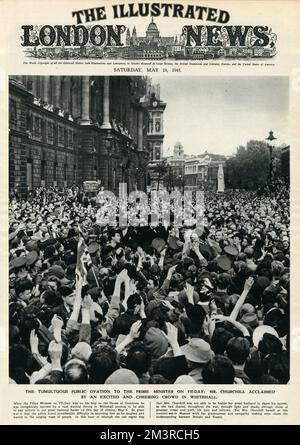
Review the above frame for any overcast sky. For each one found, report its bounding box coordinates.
[154,76,289,157]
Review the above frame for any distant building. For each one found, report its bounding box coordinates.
[131,18,174,46]
[184,152,226,191]
[124,19,185,59]
[165,142,186,190]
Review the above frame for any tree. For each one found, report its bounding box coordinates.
[153,160,168,191]
[225,140,282,190]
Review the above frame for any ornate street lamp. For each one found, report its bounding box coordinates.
[266,130,277,182]
[104,134,112,190]
[178,173,184,194]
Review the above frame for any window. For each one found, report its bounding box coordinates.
[53,162,57,182]
[26,159,33,191]
[113,168,116,189]
[26,112,33,135]
[41,160,46,182]
[41,120,45,140]
[58,126,64,146]
[33,116,38,138]
[47,121,54,144]
[32,116,41,140]
[155,119,161,132]
[39,118,42,139]
[10,99,17,122]
[73,165,77,182]
[69,130,73,148]
[64,129,68,147]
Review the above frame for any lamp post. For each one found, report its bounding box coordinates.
[266,130,277,183]
[167,165,172,192]
[104,134,112,189]
[178,173,184,194]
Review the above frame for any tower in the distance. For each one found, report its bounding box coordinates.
[147,85,167,189]
[174,141,184,157]
[147,88,166,163]
[126,28,131,47]
[132,26,137,45]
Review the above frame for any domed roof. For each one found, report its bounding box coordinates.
[147,21,158,32]
[146,18,160,38]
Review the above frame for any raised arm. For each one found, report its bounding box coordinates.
[158,247,166,270]
[163,322,182,357]
[213,314,249,337]
[185,283,195,306]
[79,294,93,344]
[68,275,83,325]
[229,277,254,321]
[51,314,63,343]
[115,320,142,355]
[48,340,63,373]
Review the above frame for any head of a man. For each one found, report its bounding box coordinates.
[110,230,121,246]
[15,278,33,303]
[125,344,151,377]
[38,222,48,234]
[89,345,119,384]
[215,230,223,243]
[225,337,250,366]
[263,352,289,384]
[58,286,75,309]
[211,327,234,355]
[64,359,88,384]
[127,293,142,315]
[202,355,235,384]
[26,220,36,233]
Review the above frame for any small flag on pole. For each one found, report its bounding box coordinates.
[76,231,92,284]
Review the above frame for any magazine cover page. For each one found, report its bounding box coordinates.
[0,0,300,427]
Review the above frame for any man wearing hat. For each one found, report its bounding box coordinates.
[181,338,214,383]
[53,286,76,326]
[105,369,139,384]
[216,255,232,273]
[11,256,28,280]
[25,250,42,279]
[88,241,100,265]
[224,245,238,261]
[14,277,34,306]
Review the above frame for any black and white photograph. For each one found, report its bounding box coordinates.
[8,74,290,385]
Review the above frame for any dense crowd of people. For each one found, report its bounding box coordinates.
[9,179,289,384]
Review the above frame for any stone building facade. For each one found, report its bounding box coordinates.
[147,86,166,164]
[184,152,226,191]
[165,142,186,190]
[9,75,151,197]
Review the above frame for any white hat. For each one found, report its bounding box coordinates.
[252,325,279,348]
[174,375,195,384]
